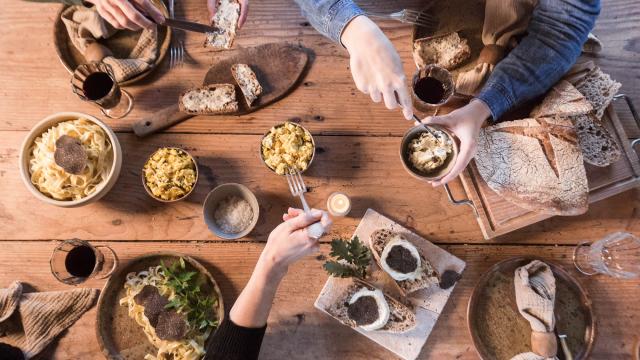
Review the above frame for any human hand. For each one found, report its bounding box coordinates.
[422,99,492,186]
[86,0,164,30]
[341,16,413,120]
[207,0,250,28]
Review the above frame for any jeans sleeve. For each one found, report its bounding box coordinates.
[294,0,365,45]
[476,0,600,122]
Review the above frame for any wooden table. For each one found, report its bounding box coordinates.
[1,0,639,359]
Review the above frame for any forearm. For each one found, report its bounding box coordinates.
[23,0,85,5]
[477,0,600,121]
[293,0,364,45]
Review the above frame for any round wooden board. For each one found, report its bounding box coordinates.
[467,257,595,360]
[96,252,225,359]
[53,0,171,86]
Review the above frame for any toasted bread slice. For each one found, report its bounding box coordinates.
[572,113,622,167]
[179,84,238,115]
[204,0,240,50]
[324,277,416,333]
[575,67,621,120]
[413,32,471,70]
[369,229,439,295]
[231,64,263,106]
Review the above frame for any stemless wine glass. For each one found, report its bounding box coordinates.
[573,232,640,279]
[71,62,133,119]
[50,239,118,285]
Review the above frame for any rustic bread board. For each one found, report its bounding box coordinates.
[133,43,309,137]
[314,209,466,360]
[459,104,640,239]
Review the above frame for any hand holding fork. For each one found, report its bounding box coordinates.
[286,169,327,239]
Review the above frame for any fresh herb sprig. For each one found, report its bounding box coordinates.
[323,236,371,279]
[160,258,219,333]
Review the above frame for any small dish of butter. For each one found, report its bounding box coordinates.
[400,125,458,181]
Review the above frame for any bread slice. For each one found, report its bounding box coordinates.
[323,277,416,334]
[575,67,621,120]
[530,81,593,118]
[231,64,263,106]
[413,32,471,70]
[204,0,240,50]
[369,229,439,295]
[572,113,622,167]
[475,117,588,216]
[179,84,238,115]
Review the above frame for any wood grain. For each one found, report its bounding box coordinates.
[0,241,637,359]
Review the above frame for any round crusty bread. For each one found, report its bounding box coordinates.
[530,81,593,119]
[572,114,621,167]
[369,229,439,295]
[324,277,417,334]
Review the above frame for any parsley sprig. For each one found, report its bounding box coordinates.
[160,258,219,333]
[323,236,371,279]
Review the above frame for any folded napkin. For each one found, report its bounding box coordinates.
[61,5,158,82]
[0,281,98,359]
[511,260,558,360]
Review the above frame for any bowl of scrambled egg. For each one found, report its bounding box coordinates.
[400,125,458,181]
[260,122,316,175]
[142,147,198,202]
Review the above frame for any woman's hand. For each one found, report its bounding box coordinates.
[207,0,250,28]
[86,0,164,30]
[341,16,413,120]
[422,99,492,186]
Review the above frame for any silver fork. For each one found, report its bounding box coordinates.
[367,9,438,31]
[168,0,184,69]
[286,169,325,239]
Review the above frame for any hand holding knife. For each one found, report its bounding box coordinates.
[131,2,219,34]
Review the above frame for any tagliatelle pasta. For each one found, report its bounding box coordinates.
[29,119,112,201]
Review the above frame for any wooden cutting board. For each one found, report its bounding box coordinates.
[133,43,309,137]
[458,102,640,239]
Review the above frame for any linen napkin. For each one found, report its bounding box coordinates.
[455,0,537,96]
[61,5,159,82]
[511,260,558,360]
[0,281,98,359]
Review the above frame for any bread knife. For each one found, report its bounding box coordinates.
[132,2,218,34]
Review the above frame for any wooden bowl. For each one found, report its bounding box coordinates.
[400,124,459,181]
[259,122,316,175]
[141,147,199,203]
[467,257,596,360]
[19,112,122,208]
[202,183,260,240]
[96,252,225,359]
[53,0,171,86]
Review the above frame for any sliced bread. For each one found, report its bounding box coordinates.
[231,64,263,106]
[204,0,240,50]
[179,84,238,115]
[575,67,621,120]
[475,117,588,216]
[530,81,593,118]
[412,32,471,70]
[323,277,417,334]
[572,113,622,167]
[369,229,439,295]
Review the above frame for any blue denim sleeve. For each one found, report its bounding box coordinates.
[476,0,600,122]
[294,0,365,45]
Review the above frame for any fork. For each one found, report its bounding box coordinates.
[367,9,438,31]
[168,0,185,68]
[286,169,325,239]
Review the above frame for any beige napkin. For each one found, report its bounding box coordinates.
[61,5,158,82]
[511,260,558,360]
[0,281,98,359]
[455,0,537,95]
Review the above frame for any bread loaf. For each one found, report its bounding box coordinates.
[204,0,240,50]
[412,32,471,70]
[530,81,593,118]
[179,84,238,115]
[575,67,621,120]
[231,64,263,105]
[571,113,622,167]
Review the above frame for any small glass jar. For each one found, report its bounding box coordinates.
[327,192,352,217]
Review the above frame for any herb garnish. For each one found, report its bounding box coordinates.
[323,236,371,279]
[160,258,219,333]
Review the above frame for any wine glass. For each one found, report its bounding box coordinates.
[71,62,133,119]
[50,239,118,285]
[573,232,640,279]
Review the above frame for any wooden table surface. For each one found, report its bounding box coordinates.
[1,0,639,359]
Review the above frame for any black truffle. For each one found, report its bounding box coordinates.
[439,270,462,290]
[134,285,169,328]
[347,295,379,326]
[155,310,188,341]
[385,245,418,274]
[54,135,87,175]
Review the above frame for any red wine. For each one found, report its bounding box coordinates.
[65,245,96,277]
[414,77,445,104]
[83,72,114,100]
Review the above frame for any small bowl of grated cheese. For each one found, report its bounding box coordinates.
[203,183,260,240]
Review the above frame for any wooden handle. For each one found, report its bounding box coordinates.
[132,104,193,137]
[531,331,557,358]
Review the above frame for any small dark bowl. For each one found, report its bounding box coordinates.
[400,125,458,181]
[141,147,199,203]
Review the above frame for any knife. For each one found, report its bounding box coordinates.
[132,2,219,34]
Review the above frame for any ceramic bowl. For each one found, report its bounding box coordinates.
[203,183,260,240]
[141,147,199,203]
[259,122,316,175]
[19,111,122,207]
[400,124,459,181]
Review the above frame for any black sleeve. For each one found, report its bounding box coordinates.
[204,318,267,360]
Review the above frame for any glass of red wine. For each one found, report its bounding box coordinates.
[411,64,455,112]
[71,62,133,119]
[50,240,118,285]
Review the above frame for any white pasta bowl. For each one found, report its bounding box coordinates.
[203,183,260,240]
[19,112,123,207]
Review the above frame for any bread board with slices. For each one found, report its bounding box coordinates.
[314,209,466,360]
[458,102,640,239]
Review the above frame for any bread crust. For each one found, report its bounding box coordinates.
[575,67,621,120]
[572,113,622,167]
[178,84,238,115]
[412,32,471,70]
[231,63,263,106]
